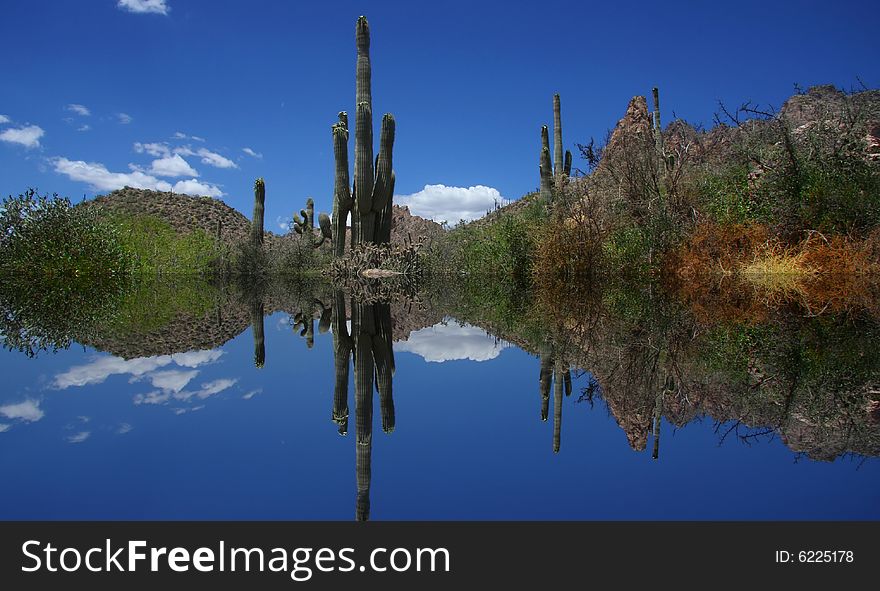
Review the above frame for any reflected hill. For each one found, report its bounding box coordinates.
[433,278,880,462]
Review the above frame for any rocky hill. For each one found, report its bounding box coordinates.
[81,187,444,248]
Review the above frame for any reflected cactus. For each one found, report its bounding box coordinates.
[251,178,265,247]
[553,359,564,453]
[331,291,352,436]
[251,299,265,369]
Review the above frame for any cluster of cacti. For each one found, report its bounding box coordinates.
[251,178,265,248]
[292,198,333,248]
[330,16,397,257]
[539,94,572,203]
[538,352,572,453]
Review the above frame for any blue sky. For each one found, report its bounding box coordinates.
[1,0,876,229]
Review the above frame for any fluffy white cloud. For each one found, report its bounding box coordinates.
[67,431,91,444]
[172,179,223,197]
[0,399,45,422]
[0,125,45,149]
[394,322,510,362]
[66,103,91,116]
[134,141,171,157]
[149,154,198,177]
[133,391,171,405]
[53,157,172,192]
[395,184,505,224]
[0,114,10,124]
[118,0,169,15]
[242,147,262,159]
[116,113,133,124]
[197,148,237,169]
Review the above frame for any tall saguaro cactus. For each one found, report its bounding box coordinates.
[251,178,265,247]
[538,95,572,203]
[332,16,396,252]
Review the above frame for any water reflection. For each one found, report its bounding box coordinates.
[0,276,879,519]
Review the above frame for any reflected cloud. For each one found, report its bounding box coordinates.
[53,349,223,390]
[394,321,509,362]
[66,431,90,444]
[0,399,45,422]
[148,370,199,393]
[116,423,133,435]
[0,424,10,433]
[243,389,261,400]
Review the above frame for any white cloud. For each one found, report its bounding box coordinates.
[173,378,237,402]
[67,431,91,444]
[276,216,290,231]
[77,124,91,132]
[395,184,505,224]
[242,147,262,159]
[116,113,133,124]
[172,179,223,197]
[116,423,133,434]
[133,390,171,405]
[53,350,221,390]
[148,369,199,393]
[54,355,174,389]
[118,0,169,15]
[394,322,510,362]
[149,154,198,177]
[197,148,237,169]
[53,157,172,192]
[66,103,91,117]
[243,389,261,400]
[0,125,45,149]
[0,399,45,422]
[172,350,224,368]
[134,141,171,157]
[173,131,204,142]
[0,115,10,124]
[0,424,10,432]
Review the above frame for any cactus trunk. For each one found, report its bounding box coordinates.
[539,126,553,203]
[553,94,564,181]
[553,359,563,453]
[539,355,552,421]
[251,178,265,247]
[332,291,351,435]
[332,113,352,256]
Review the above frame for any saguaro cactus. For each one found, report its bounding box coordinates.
[538,95,572,203]
[251,178,265,247]
[333,16,396,251]
[251,298,265,369]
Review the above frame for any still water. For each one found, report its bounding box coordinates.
[1,279,878,520]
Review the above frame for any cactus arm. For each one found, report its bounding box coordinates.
[564,150,572,177]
